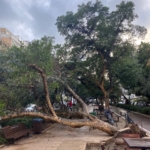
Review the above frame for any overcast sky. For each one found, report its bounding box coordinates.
[0,0,150,44]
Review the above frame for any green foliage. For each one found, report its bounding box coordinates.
[0,102,5,116]
[77,76,104,99]
[138,42,150,67]
[6,36,54,85]
[0,122,9,144]
[114,56,143,89]
[115,104,150,115]
[56,0,147,100]
[0,136,7,145]
[0,36,58,110]
[1,117,33,129]
[128,42,150,99]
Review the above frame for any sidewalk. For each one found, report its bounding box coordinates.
[57,140,86,150]
[1,123,111,150]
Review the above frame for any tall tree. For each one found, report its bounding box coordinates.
[56,0,147,108]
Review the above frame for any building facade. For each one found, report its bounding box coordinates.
[0,28,28,51]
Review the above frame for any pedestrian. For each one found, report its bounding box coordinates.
[68,100,73,111]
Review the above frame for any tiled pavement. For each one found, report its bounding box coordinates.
[1,124,110,150]
[57,140,86,150]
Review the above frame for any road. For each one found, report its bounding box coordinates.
[111,106,150,133]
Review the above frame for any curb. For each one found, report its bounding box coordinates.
[130,111,150,119]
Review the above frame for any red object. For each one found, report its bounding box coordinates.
[68,101,73,107]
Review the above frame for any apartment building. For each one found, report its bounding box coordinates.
[0,28,28,51]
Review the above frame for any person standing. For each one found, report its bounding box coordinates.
[68,100,73,111]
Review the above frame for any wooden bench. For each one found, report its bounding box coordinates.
[2,124,30,143]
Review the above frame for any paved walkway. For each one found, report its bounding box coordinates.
[1,124,111,150]
[57,140,86,150]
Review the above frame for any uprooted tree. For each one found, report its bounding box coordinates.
[0,36,118,135]
[1,63,117,135]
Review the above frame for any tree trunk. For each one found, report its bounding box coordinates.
[29,64,57,118]
[52,77,89,114]
[1,112,117,136]
[98,82,110,109]
[104,92,110,109]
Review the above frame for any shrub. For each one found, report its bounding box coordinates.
[113,104,150,116]
[0,137,7,145]
[1,117,33,129]
[140,108,150,115]
[0,130,7,145]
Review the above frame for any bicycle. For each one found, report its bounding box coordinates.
[124,110,134,124]
[107,112,115,125]
[104,109,116,126]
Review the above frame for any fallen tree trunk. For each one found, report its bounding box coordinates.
[50,77,89,114]
[1,64,118,136]
[1,112,117,136]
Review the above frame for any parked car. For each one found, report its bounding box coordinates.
[118,101,125,104]
[24,104,37,112]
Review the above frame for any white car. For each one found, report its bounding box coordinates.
[118,101,125,104]
[25,104,37,112]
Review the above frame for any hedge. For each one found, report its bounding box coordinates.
[114,104,150,115]
[1,117,33,129]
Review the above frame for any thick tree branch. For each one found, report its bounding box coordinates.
[29,64,57,118]
[50,77,89,114]
[1,112,117,136]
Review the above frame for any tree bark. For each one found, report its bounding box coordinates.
[51,77,89,114]
[97,82,110,109]
[104,92,110,109]
[94,61,111,109]
[29,64,57,118]
[1,112,117,136]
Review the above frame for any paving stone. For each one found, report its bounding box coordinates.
[57,140,86,150]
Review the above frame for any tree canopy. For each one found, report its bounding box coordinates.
[56,0,147,108]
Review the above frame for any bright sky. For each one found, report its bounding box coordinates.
[0,0,150,44]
